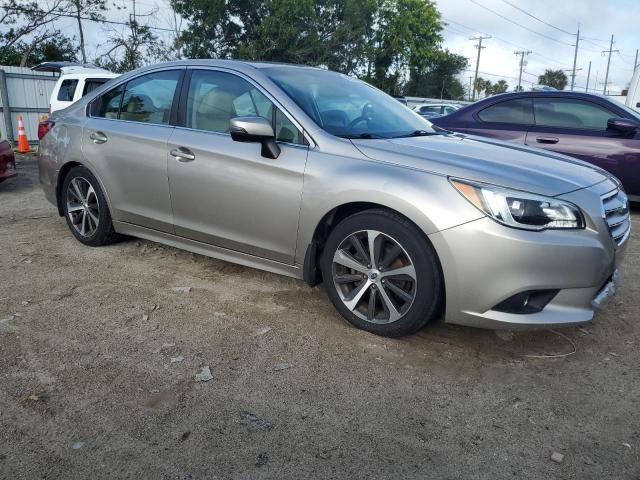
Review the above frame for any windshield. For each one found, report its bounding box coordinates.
[263,67,435,139]
[606,96,640,119]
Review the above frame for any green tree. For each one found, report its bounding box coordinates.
[94,21,160,73]
[405,50,467,99]
[490,79,509,95]
[170,0,464,96]
[0,34,77,67]
[538,69,568,90]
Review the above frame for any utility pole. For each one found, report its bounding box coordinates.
[602,34,619,95]
[585,61,592,92]
[570,26,581,91]
[470,36,491,101]
[468,76,473,101]
[635,49,639,69]
[514,50,532,91]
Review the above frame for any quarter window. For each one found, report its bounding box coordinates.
[185,70,305,144]
[57,79,78,102]
[533,98,616,130]
[477,99,534,125]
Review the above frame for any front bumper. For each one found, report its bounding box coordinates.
[429,197,627,330]
[0,159,16,179]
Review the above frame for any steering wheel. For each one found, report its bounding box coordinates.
[347,102,376,131]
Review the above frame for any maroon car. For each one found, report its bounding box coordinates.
[431,91,640,200]
[0,139,16,183]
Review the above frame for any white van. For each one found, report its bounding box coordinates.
[625,66,640,112]
[33,62,120,114]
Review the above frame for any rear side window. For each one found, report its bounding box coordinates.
[533,98,616,130]
[90,70,181,124]
[478,99,534,125]
[91,84,124,119]
[120,70,181,124]
[57,79,78,101]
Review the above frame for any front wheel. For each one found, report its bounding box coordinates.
[321,209,443,337]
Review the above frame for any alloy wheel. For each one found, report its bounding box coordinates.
[66,177,100,237]
[332,230,417,324]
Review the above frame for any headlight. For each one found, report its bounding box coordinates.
[451,179,584,230]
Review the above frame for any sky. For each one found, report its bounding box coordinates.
[435,0,640,95]
[53,0,640,95]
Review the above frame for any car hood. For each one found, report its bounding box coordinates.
[351,133,611,197]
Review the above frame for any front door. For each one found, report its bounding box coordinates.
[83,69,183,233]
[167,69,309,264]
[525,96,633,186]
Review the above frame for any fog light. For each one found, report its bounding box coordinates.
[492,290,559,314]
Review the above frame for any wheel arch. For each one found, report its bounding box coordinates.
[55,161,114,218]
[302,201,439,287]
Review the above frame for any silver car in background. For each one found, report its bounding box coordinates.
[38,60,629,337]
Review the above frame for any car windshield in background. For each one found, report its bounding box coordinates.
[263,67,434,139]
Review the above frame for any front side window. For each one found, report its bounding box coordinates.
[533,98,616,130]
[263,67,433,138]
[185,70,304,144]
[477,99,534,125]
[421,106,442,114]
[57,79,78,101]
[119,70,181,124]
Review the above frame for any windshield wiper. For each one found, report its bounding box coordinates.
[336,133,388,139]
[392,129,437,138]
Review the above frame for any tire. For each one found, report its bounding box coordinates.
[61,166,120,246]
[321,209,443,337]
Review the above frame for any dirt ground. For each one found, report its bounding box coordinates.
[1,154,639,480]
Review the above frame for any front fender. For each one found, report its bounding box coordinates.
[295,149,484,266]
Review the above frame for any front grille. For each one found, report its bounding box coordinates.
[601,187,631,246]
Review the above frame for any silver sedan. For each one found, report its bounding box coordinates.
[37,60,628,336]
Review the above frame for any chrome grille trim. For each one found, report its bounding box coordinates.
[602,187,631,246]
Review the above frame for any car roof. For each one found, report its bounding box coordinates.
[477,90,615,102]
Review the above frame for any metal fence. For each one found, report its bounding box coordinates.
[0,66,58,144]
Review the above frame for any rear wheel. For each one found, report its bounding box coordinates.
[62,166,119,246]
[321,209,443,337]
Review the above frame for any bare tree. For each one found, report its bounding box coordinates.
[0,0,74,48]
[71,0,106,63]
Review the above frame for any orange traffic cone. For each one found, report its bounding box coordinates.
[17,114,30,153]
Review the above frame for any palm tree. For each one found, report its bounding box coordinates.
[491,80,509,95]
[474,77,486,98]
[537,69,568,90]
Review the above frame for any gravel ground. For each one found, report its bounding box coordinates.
[1,154,639,480]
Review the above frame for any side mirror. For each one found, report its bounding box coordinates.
[229,116,280,159]
[607,117,640,135]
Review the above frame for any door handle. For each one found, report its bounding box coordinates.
[170,147,196,162]
[89,131,107,144]
[536,136,559,144]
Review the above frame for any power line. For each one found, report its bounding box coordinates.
[499,0,574,35]
[3,6,175,32]
[442,16,572,68]
[468,0,573,47]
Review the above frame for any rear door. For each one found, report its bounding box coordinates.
[166,68,308,264]
[83,68,183,233]
[465,98,533,143]
[525,97,628,181]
